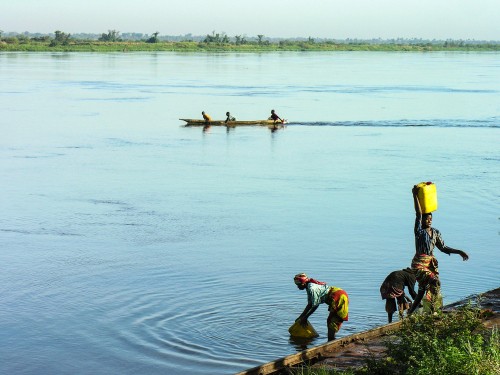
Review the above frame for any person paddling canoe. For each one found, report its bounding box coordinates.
[225,112,236,123]
[269,109,283,123]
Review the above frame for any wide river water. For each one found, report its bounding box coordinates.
[0,51,499,374]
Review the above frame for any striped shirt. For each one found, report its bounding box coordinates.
[414,215,446,256]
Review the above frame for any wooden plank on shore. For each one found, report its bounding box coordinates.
[234,321,402,375]
[236,287,500,375]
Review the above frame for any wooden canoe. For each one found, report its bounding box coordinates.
[180,118,287,126]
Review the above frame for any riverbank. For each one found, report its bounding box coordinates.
[236,287,500,375]
[1,40,499,52]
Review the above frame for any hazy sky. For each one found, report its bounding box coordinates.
[2,0,500,40]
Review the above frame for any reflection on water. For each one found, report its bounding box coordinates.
[0,52,498,375]
[289,336,317,352]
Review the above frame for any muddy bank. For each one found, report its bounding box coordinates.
[236,287,500,375]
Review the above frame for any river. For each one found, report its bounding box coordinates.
[0,51,498,374]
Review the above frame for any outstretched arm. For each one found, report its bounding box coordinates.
[408,289,425,315]
[407,283,417,300]
[443,246,469,261]
[297,303,318,325]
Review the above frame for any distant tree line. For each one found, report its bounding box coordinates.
[0,29,165,45]
[2,30,499,46]
[201,31,272,46]
[1,30,499,52]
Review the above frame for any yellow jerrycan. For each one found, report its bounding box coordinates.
[288,320,319,338]
[416,181,438,213]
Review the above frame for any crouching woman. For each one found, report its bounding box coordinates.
[294,273,348,341]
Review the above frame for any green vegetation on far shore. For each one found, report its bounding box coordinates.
[2,40,499,53]
[1,30,499,52]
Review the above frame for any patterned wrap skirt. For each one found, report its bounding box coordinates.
[411,254,440,301]
[380,282,405,300]
[380,282,408,315]
[325,287,349,332]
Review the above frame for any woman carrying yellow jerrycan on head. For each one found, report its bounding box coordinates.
[408,182,469,315]
[291,273,349,341]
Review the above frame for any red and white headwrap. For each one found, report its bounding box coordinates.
[294,273,326,285]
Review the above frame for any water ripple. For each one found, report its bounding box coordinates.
[289,118,499,128]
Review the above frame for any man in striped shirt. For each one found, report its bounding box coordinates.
[407,185,469,315]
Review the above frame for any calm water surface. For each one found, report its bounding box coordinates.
[0,52,499,374]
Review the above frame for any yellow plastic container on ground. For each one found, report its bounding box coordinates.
[288,320,319,338]
[416,181,438,213]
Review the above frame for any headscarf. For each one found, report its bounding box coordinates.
[293,273,326,286]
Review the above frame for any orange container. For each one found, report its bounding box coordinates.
[416,181,438,213]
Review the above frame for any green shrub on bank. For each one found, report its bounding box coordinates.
[294,304,499,375]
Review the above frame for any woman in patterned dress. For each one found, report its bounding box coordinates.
[407,185,469,315]
[294,273,349,341]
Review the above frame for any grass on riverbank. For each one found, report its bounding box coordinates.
[293,303,499,375]
[1,40,500,52]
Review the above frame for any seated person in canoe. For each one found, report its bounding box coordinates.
[269,109,284,123]
[202,111,212,123]
[225,112,236,123]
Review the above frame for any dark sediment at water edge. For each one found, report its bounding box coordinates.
[235,287,500,375]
